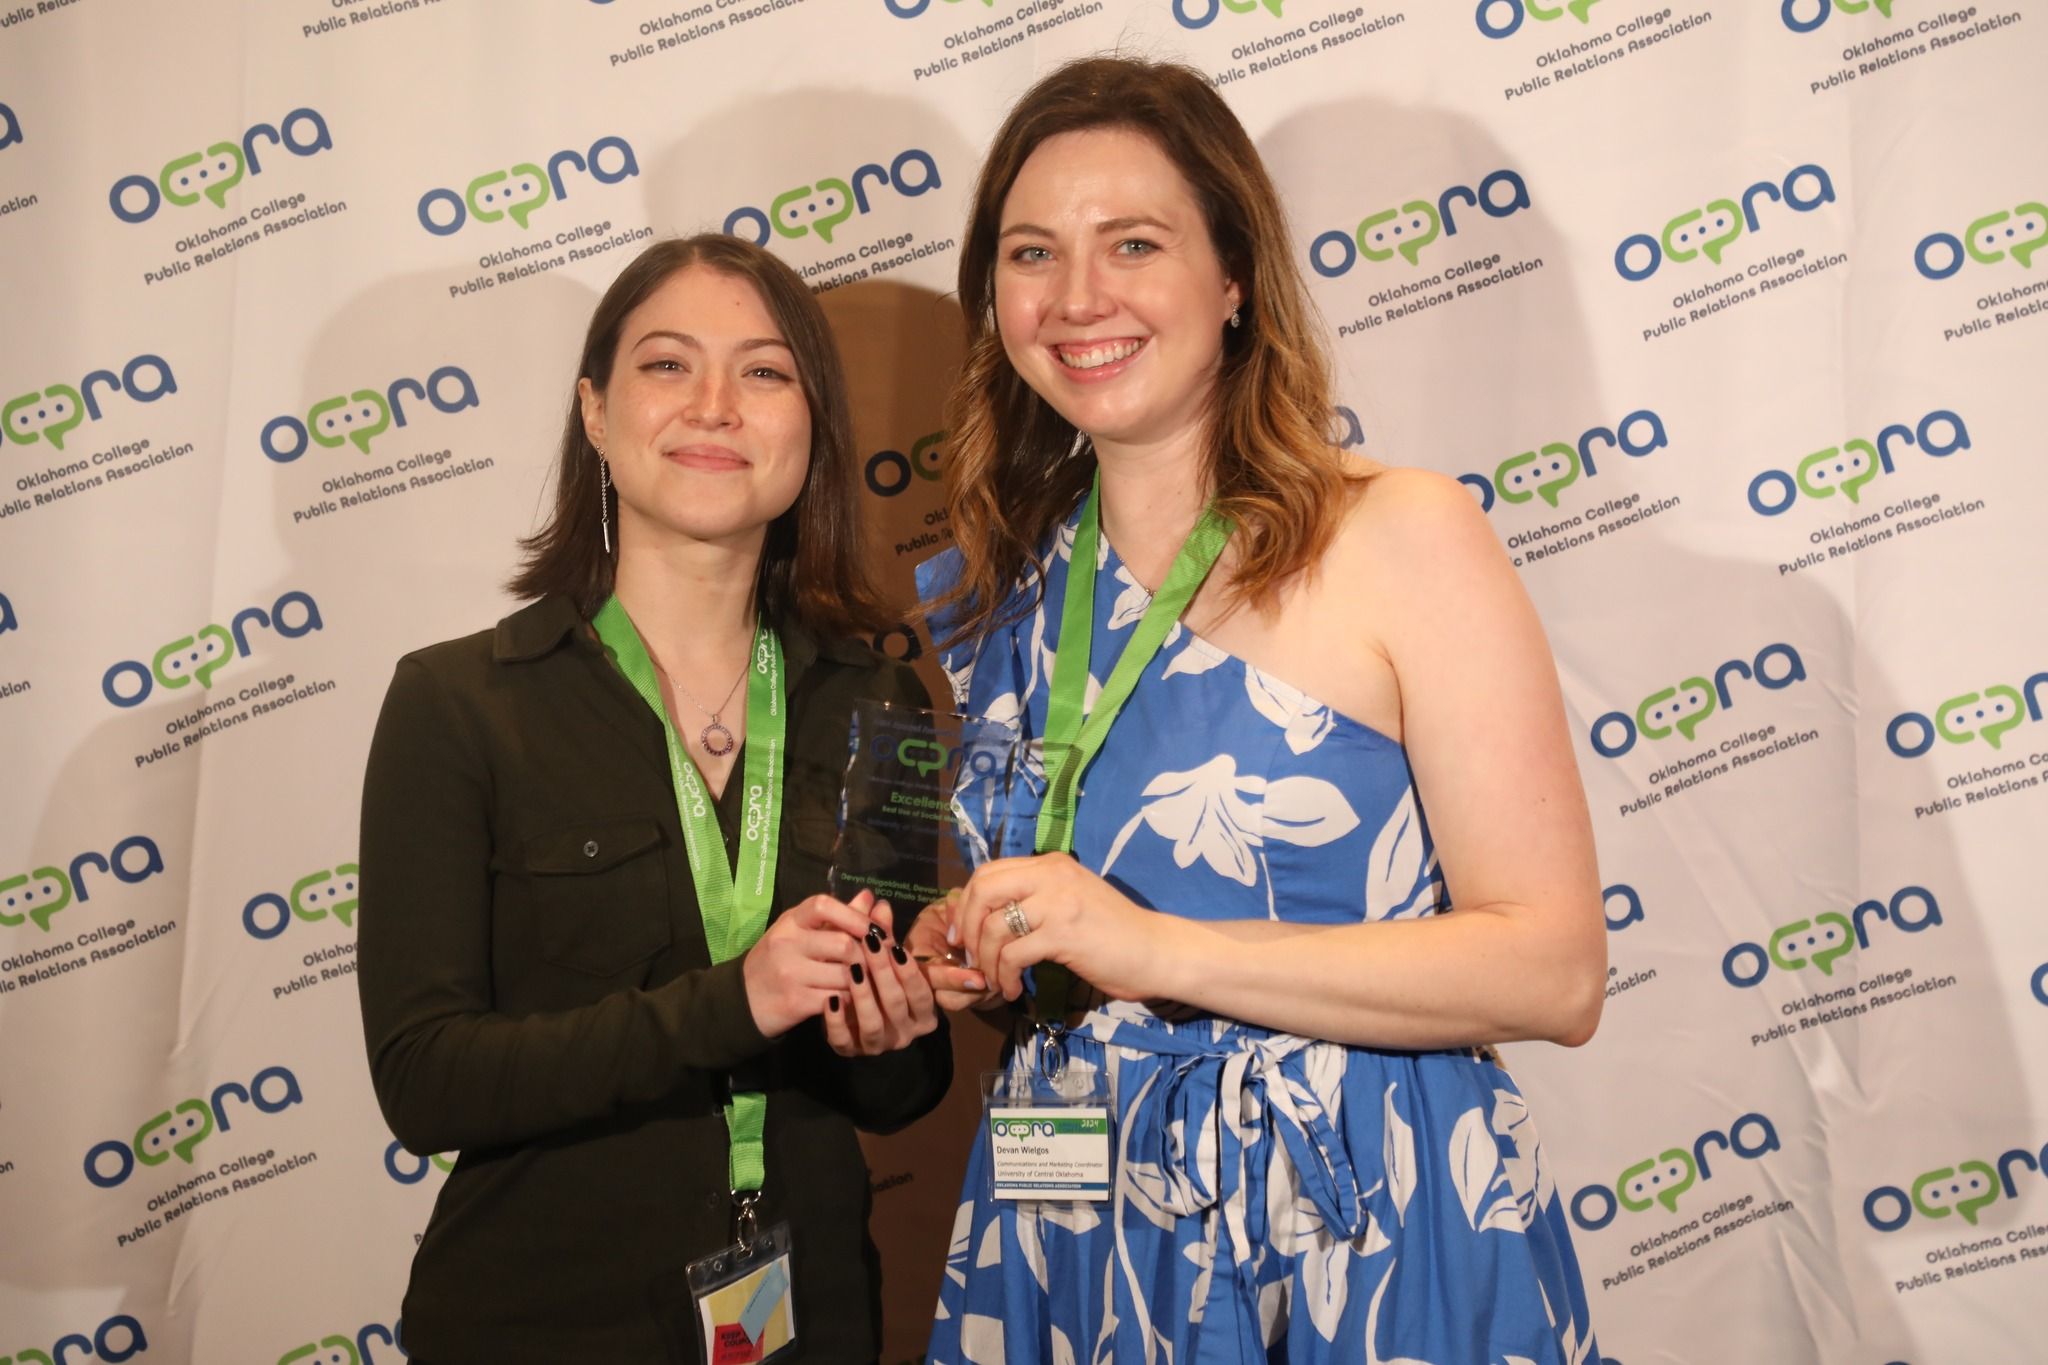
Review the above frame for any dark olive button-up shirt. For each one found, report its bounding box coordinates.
[358,593,950,1364]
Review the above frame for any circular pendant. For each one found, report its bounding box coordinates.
[700,719,736,756]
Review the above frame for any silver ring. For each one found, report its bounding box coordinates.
[1002,900,1031,937]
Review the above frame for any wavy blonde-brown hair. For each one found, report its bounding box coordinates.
[928,56,1364,645]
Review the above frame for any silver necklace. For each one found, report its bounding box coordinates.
[654,653,748,757]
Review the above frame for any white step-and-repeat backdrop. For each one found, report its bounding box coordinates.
[1,1,2043,1361]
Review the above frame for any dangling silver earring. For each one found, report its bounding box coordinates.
[1229,308,1242,329]
[596,447,612,554]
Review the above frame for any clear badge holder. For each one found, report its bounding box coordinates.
[979,1035,1115,1203]
[685,1216,797,1364]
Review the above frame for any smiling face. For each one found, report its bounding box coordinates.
[579,265,812,554]
[993,127,1241,456]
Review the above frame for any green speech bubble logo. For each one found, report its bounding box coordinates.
[911,431,946,481]
[1358,201,1440,266]
[332,862,360,927]
[2009,202,2048,268]
[0,867,72,931]
[3,385,85,450]
[1796,439,1877,504]
[1771,911,1853,975]
[1662,201,1741,265]
[1618,1148,1696,1213]
[1967,209,2014,266]
[1638,677,1716,742]
[897,737,947,777]
[309,391,391,456]
[467,164,552,228]
[279,1336,361,1365]
[772,178,856,245]
[135,1098,214,1167]
[292,870,336,923]
[1912,1160,1998,1224]
[1834,1,1897,18]
[161,142,246,210]
[1496,442,1580,509]
[1526,0,1602,18]
[153,623,235,691]
[1938,686,2024,749]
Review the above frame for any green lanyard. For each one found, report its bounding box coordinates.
[591,594,784,1195]
[1033,473,1231,1018]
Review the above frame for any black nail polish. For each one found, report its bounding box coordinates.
[828,995,840,1013]
[866,925,886,953]
[892,945,908,966]
[851,961,865,986]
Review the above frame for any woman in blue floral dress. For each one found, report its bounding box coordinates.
[906,57,1607,1365]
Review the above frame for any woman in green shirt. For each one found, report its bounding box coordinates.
[358,234,950,1362]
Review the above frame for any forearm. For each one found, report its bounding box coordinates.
[367,960,770,1154]
[1148,906,1606,1050]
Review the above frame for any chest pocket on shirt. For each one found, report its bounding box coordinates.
[512,817,671,977]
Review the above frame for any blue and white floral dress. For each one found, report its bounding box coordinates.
[916,509,1601,1365]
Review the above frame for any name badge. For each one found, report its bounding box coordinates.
[987,1106,1112,1201]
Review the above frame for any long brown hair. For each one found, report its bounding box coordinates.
[928,56,1363,645]
[510,234,893,635]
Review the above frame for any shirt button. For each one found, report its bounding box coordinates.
[583,840,600,858]
[706,1192,721,1210]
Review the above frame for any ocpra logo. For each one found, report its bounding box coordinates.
[1570,1112,1780,1229]
[0,101,21,152]
[1590,644,1808,758]
[1460,410,1668,513]
[102,591,324,708]
[109,109,333,224]
[744,783,769,845]
[991,1118,1058,1139]
[1310,170,1531,278]
[1173,0,1284,29]
[869,732,1001,780]
[1746,408,1968,517]
[3,354,178,453]
[1475,0,1599,39]
[1603,883,1643,931]
[1782,0,1895,33]
[723,150,941,247]
[1721,885,1941,987]
[242,864,359,940]
[1886,671,2046,758]
[260,365,480,463]
[278,1321,405,1365]
[84,1065,305,1188]
[383,1140,456,1185]
[417,135,639,237]
[1914,200,2046,279]
[1864,1135,2048,1231]
[1614,164,1835,281]
[1,836,166,934]
[865,431,944,497]
[2,1317,149,1365]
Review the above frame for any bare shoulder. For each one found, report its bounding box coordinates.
[1323,465,1507,597]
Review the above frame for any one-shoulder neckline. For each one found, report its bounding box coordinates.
[1092,523,1407,755]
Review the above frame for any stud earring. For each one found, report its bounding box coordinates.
[596,446,611,554]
